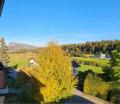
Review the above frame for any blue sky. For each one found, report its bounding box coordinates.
[0,0,120,46]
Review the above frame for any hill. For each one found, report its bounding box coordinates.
[8,42,37,52]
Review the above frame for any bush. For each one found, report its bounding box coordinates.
[84,73,110,100]
[108,86,120,104]
[76,59,103,67]
[101,65,113,82]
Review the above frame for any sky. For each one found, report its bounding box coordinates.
[0,0,120,46]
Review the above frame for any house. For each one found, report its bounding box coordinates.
[100,54,106,59]
[72,60,80,76]
[28,58,38,67]
[100,53,111,59]
[0,0,5,16]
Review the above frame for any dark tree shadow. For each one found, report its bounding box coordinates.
[100,65,114,82]
[0,62,5,70]
[61,95,94,104]
[3,65,46,104]
[15,70,45,103]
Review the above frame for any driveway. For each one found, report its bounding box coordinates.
[62,89,110,104]
[62,89,93,104]
[62,95,93,104]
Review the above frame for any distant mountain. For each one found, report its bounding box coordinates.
[8,42,37,52]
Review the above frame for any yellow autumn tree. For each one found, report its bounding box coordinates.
[22,42,77,103]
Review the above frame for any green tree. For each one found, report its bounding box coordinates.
[110,45,120,84]
[63,40,120,56]
[0,38,10,66]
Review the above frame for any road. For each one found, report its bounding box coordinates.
[62,89,110,104]
[63,95,93,104]
[62,89,93,104]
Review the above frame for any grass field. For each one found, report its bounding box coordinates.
[78,65,103,73]
[9,53,33,68]
[73,57,110,74]
[73,57,109,66]
[9,53,109,74]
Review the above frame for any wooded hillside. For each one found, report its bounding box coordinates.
[62,40,120,56]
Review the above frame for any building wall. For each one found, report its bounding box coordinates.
[0,71,5,88]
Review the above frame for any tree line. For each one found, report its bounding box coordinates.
[62,40,120,56]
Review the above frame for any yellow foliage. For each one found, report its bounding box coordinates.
[22,42,77,103]
[84,74,110,99]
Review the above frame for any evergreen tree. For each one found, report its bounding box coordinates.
[0,38,10,66]
[63,40,120,56]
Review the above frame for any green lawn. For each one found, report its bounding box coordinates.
[9,53,32,68]
[78,65,103,74]
[73,57,109,74]
[73,57,109,66]
[9,53,108,73]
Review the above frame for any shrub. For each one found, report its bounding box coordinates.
[110,49,120,84]
[84,73,110,100]
[101,65,113,82]
[108,86,120,104]
[76,59,103,67]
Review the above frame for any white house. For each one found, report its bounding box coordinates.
[100,54,106,59]
[100,54,111,59]
[28,58,38,67]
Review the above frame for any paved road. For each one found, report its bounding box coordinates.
[62,89,110,104]
[62,89,93,104]
[62,95,93,104]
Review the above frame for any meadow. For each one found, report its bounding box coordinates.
[79,65,103,73]
[73,57,109,66]
[9,52,109,74]
[73,56,109,74]
[9,53,34,68]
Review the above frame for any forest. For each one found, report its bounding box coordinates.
[62,40,120,56]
